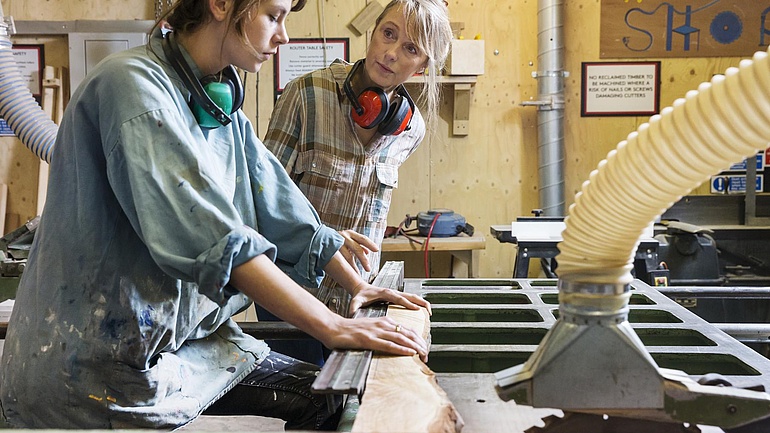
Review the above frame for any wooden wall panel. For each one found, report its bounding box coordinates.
[378,0,543,278]
[0,0,758,278]
[0,0,150,231]
[2,0,152,20]
[0,140,39,231]
[1,32,71,230]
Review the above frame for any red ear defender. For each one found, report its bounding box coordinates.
[378,86,415,136]
[351,87,388,128]
[344,59,416,136]
[391,109,412,136]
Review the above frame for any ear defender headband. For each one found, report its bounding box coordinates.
[343,59,415,136]
[161,31,244,128]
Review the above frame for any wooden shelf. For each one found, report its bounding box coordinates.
[381,234,485,277]
[405,75,478,136]
[405,75,478,85]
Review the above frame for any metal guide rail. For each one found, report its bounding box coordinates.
[414,278,770,389]
[311,261,405,395]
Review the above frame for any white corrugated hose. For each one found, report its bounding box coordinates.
[558,48,770,285]
[0,14,57,163]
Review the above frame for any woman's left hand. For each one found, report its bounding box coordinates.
[348,282,432,316]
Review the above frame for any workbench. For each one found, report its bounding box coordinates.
[0,276,764,432]
[2,259,767,432]
[380,233,486,278]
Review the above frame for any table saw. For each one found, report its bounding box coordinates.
[412,275,770,433]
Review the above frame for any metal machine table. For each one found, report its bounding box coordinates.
[407,277,770,432]
[491,224,660,280]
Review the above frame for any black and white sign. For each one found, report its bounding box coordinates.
[581,61,660,117]
[274,38,349,98]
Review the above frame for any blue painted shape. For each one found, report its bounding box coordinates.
[761,7,770,46]
[710,11,743,45]
[674,25,698,35]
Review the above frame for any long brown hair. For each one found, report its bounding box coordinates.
[161,0,307,40]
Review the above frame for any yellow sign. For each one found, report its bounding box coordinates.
[601,1,770,58]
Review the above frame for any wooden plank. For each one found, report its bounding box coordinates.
[3,0,151,21]
[42,66,56,121]
[352,305,464,433]
[313,262,403,394]
[452,83,472,135]
[36,162,48,216]
[349,1,384,35]
[36,65,59,215]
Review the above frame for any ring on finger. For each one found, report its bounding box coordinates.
[395,324,402,333]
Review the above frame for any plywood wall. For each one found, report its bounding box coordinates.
[0,0,750,278]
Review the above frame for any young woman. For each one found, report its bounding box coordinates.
[0,0,430,429]
[262,0,453,363]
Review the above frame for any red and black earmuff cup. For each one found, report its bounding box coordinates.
[351,87,388,128]
[379,91,414,136]
[343,59,415,136]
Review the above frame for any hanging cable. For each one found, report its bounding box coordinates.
[423,212,441,278]
[318,0,328,66]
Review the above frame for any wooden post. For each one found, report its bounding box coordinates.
[0,183,7,235]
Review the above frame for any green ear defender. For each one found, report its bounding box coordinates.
[162,31,244,128]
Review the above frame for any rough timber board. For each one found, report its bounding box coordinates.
[352,306,464,433]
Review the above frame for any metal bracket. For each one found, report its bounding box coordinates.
[2,15,15,36]
[311,261,405,395]
[673,297,697,308]
[520,96,566,111]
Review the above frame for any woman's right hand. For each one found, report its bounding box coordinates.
[321,315,429,363]
[338,229,379,272]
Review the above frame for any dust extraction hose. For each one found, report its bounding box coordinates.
[557,49,770,285]
[0,10,58,163]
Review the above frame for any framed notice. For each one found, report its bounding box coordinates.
[11,44,44,105]
[273,38,349,99]
[581,61,660,117]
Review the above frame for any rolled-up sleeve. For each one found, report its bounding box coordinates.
[194,225,277,302]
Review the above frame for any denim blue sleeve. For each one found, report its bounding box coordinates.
[106,111,277,305]
[241,120,344,288]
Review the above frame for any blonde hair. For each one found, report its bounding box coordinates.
[376,0,452,126]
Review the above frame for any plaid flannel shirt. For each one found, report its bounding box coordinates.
[264,59,426,315]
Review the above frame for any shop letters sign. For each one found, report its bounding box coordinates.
[601,1,770,58]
